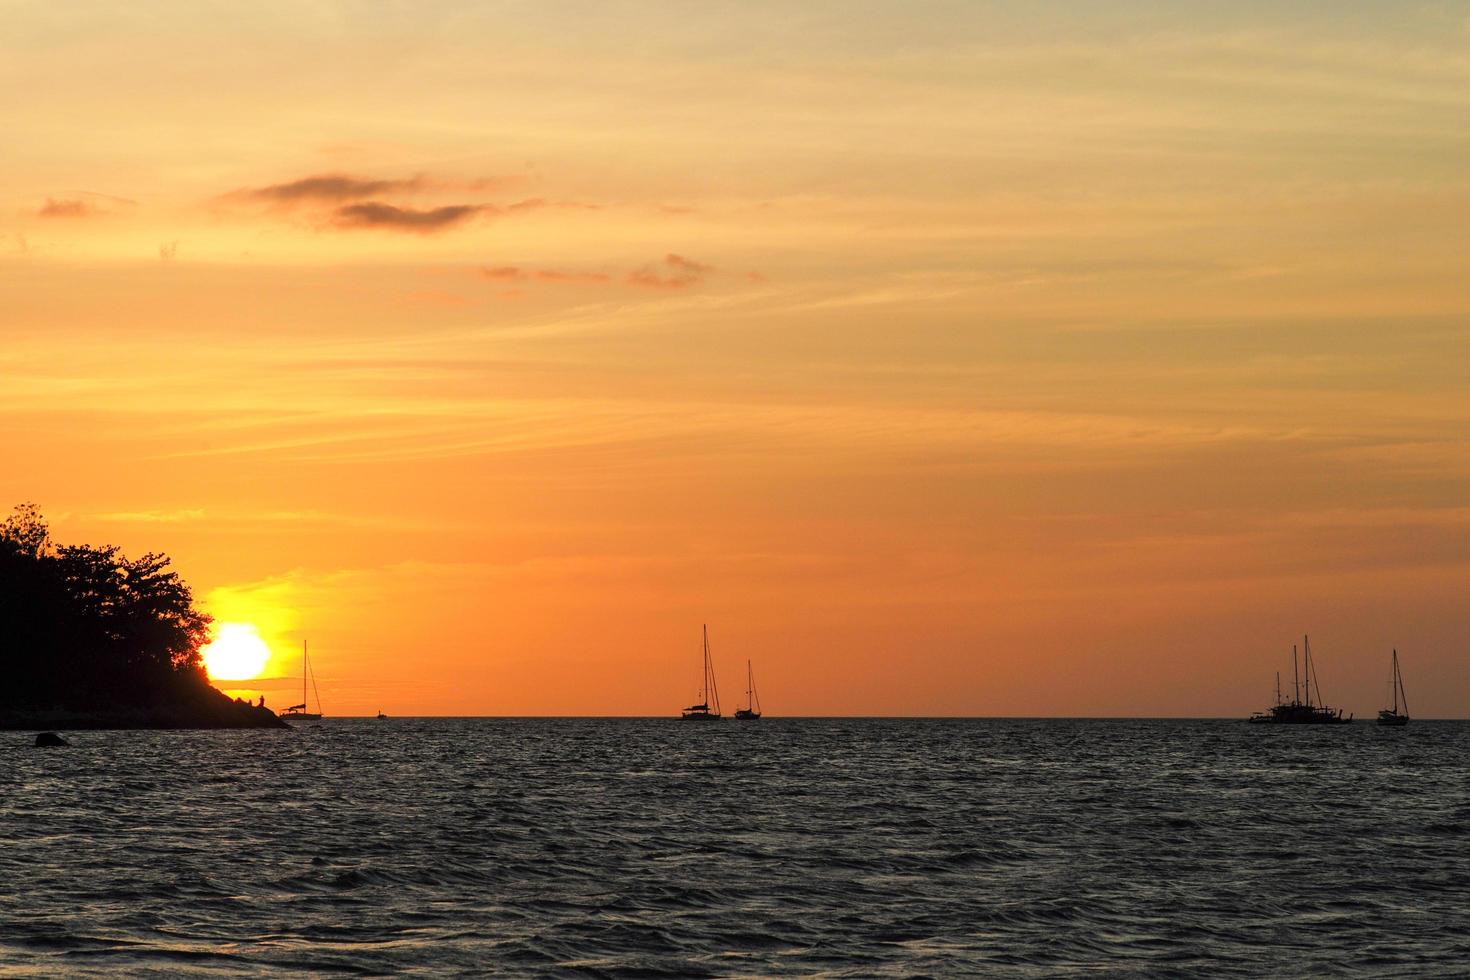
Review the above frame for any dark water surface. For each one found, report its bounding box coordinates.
[3,718,1469,976]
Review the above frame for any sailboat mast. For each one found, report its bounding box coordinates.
[1293,645,1300,704]
[1303,636,1313,708]
[303,640,308,709]
[1395,649,1408,714]
[1391,649,1397,712]
[704,624,721,716]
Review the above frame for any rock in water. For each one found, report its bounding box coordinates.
[34,732,69,747]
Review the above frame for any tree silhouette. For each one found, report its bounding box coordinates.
[0,504,278,727]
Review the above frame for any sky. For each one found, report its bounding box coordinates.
[4,1,1470,716]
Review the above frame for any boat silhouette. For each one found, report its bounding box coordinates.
[1248,635,1351,724]
[734,659,761,720]
[1377,649,1409,726]
[280,640,324,721]
[680,625,722,720]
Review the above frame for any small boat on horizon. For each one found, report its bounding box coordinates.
[376,710,388,720]
[1378,649,1410,727]
[680,625,722,721]
[1248,635,1352,724]
[734,659,762,720]
[279,640,324,722]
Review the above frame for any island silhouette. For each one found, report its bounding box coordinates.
[0,504,283,730]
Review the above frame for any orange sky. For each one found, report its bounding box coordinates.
[4,3,1470,716]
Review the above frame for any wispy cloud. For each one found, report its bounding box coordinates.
[36,191,137,218]
[627,253,713,289]
[93,507,451,531]
[38,198,100,218]
[95,508,208,523]
[479,265,610,284]
[537,268,611,283]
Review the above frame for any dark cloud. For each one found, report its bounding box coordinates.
[231,173,429,205]
[217,173,600,237]
[333,202,489,233]
[225,173,532,207]
[628,253,714,289]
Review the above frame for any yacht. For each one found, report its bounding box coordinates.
[680,625,722,720]
[1377,649,1410,726]
[1248,636,1351,724]
[279,641,324,721]
[733,659,762,720]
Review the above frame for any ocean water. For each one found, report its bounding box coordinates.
[2,718,1468,976]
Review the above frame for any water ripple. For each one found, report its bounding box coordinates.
[2,718,1468,975]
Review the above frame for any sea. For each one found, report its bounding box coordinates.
[2,718,1468,976]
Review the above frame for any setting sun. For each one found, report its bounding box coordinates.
[201,623,272,681]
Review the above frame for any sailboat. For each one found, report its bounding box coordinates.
[734,659,762,720]
[1248,635,1352,724]
[1377,649,1410,727]
[680,625,722,720]
[279,641,324,721]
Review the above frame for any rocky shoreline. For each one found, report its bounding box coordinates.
[2,687,287,731]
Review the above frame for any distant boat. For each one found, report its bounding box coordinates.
[376,710,388,720]
[279,641,324,721]
[680,625,722,721]
[1377,649,1410,727]
[1248,635,1352,724]
[734,659,762,720]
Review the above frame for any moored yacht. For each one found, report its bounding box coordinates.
[1248,635,1351,724]
[680,625,722,720]
[280,641,324,721]
[1377,649,1410,727]
[734,659,762,720]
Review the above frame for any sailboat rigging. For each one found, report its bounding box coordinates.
[680,625,722,720]
[1377,649,1410,727]
[280,641,323,721]
[734,659,762,720]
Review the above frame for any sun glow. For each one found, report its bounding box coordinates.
[202,622,273,681]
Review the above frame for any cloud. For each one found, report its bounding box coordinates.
[479,265,610,284]
[223,173,533,208]
[229,173,430,205]
[507,198,548,213]
[38,198,99,218]
[503,198,601,214]
[404,289,473,307]
[95,508,207,523]
[628,253,713,289]
[535,269,610,283]
[332,202,486,233]
[215,172,599,236]
[36,192,137,218]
